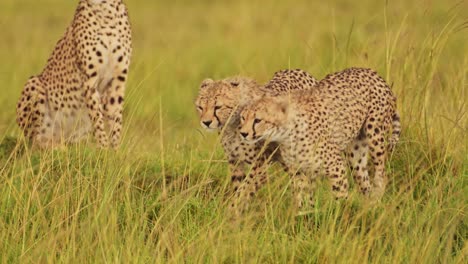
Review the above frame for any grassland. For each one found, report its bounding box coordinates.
[0,0,466,262]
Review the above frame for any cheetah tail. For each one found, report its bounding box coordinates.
[388,111,401,153]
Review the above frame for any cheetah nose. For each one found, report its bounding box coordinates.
[202,120,212,127]
[240,132,248,138]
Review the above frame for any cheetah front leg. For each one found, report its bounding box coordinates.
[101,40,132,149]
[83,76,109,148]
[228,161,246,193]
[229,160,268,216]
[102,68,129,149]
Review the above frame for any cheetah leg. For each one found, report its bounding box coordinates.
[324,152,349,200]
[229,161,268,216]
[388,111,401,153]
[16,77,52,147]
[32,88,55,147]
[102,72,128,149]
[229,161,246,194]
[291,170,317,212]
[347,136,371,196]
[84,77,108,148]
[16,79,39,139]
[367,125,388,199]
[308,175,318,208]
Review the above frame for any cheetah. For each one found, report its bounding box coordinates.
[16,0,132,148]
[239,67,400,209]
[195,69,319,214]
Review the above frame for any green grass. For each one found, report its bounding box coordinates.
[0,0,467,262]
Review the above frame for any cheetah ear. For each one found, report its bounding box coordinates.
[224,77,243,88]
[201,78,214,88]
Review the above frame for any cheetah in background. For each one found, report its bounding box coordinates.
[263,69,319,92]
[239,68,400,209]
[195,69,319,214]
[16,0,132,148]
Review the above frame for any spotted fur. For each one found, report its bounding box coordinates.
[239,67,400,208]
[195,69,319,215]
[16,0,132,148]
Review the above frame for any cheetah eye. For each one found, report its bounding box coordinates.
[230,82,239,87]
[254,118,261,124]
[214,105,222,110]
[196,106,203,111]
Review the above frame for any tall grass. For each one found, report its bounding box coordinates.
[0,0,466,262]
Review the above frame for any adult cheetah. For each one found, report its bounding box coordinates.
[195,69,319,214]
[16,0,132,148]
[239,68,400,209]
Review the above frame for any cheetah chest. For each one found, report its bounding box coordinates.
[278,120,325,171]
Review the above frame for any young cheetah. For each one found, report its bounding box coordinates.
[16,0,132,148]
[195,69,319,214]
[239,68,400,209]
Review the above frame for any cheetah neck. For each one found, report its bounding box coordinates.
[85,0,123,13]
[270,106,299,144]
[238,82,263,106]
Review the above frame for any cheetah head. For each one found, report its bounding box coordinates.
[239,96,289,143]
[195,77,254,130]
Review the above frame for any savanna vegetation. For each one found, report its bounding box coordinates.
[0,0,466,262]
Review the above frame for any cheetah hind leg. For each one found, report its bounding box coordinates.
[293,170,318,216]
[16,78,38,139]
[366,122,388,200]
[324,150,349,200]
[388,112,401,154]
[346,130,372,196]
[16,77,51,147]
